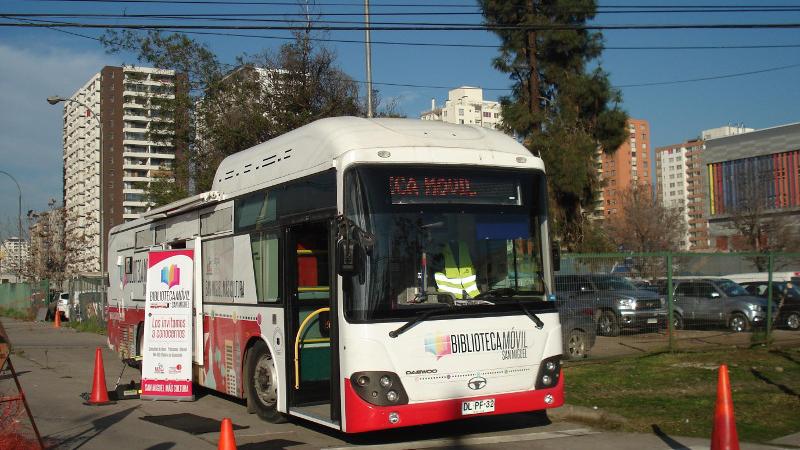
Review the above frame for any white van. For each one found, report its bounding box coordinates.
[724,272,800,284]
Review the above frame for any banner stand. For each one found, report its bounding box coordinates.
[140,250,195,402]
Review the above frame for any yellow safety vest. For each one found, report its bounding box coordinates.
[434,242,480,299]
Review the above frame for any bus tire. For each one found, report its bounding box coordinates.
[246,341,286,423]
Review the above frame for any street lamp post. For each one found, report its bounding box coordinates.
[47,96,104,276]
[0,170,23,280]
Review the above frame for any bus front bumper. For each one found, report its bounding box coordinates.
[342,370,564,433]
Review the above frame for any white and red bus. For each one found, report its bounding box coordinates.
[106,117,563,433]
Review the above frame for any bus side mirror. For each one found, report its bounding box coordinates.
[336,238,356,274]
[552,242,561,272]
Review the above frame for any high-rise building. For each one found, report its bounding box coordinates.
[703,122,800,251]
[594,118,652,219]
[420,86,502,129]
[655,139,703,250]
[0,237,29,278]
[60,66,186,274]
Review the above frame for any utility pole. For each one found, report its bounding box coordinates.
[365,0,374,118]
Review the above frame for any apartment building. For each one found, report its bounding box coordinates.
[594,119,652,218]
[61,66,185,274]
[655,140,700,249]
[420,86,502,129]
[0,237,29,278]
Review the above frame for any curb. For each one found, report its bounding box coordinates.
[549,404,629,429]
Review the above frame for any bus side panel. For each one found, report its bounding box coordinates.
[200,305,286,410]
[107,304,146,358]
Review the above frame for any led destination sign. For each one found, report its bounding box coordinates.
[388,172,521,205]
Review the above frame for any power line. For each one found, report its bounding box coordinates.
[131,27,800,51]
[22,0,800,8]
[5,19,800,31]
[8,6,800,17]
[11,16,800,51]
[615,62,800,87]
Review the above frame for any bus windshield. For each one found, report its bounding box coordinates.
[344,165,550,321]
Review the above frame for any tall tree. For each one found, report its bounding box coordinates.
[102,29,364,201]
[480,0,628,248]
[604,185,687,253]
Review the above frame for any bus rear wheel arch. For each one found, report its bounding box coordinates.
[245,340,286,423]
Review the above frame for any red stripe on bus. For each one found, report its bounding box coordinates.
[343,370,564,433]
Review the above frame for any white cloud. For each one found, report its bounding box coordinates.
[0,44,111,234]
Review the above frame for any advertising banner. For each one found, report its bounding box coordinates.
[141,249,194,401]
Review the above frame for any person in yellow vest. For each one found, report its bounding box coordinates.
[434,241,481,299]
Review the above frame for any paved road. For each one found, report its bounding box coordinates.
[0,318,790,450]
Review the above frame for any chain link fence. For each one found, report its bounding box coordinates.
[65,276,107,331]
[558,252,800,361]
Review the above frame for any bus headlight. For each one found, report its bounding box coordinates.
[350,371,409,406]
[535,355,561,390]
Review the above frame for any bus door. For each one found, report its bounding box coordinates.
[285,218,339,424]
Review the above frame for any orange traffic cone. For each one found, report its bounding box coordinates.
[84,347,115,405]
[711,364,740,450]
[53,309,61,328]
[218,418,237,450]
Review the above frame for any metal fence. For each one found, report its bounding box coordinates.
[558,251,800,361]
[65,276,107,330]
[0,280,50,319]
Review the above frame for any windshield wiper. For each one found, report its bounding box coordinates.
[516,299,544,329]
[389,304,452,338]
[475,287,518,299]
[474,288,545,329]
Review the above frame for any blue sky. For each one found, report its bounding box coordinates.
[1,1,799,234]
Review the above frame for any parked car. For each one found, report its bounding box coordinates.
[554,274,666,337]
[739,281,800,331]
[670,278,777,332]
[56,292,70,321]
[557,300,597,360]
[724,272,800,285]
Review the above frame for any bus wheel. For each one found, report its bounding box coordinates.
[246,342,286,423]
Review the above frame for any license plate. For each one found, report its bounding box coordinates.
[462,398,495,415]
[647,318,658,324]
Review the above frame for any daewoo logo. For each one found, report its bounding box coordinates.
[406,369,438,375]
[468,376,487,390]
[161,264,180,289]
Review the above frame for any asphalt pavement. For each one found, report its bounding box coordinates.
[0,318,793,450]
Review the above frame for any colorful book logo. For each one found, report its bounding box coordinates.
[161,264,180,289]
[424,335,452,359]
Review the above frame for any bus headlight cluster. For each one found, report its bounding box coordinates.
[535,355,561,389]
[350,371,409,406]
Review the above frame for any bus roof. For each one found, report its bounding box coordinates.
[211,117,540,197]
[111,117,541,236]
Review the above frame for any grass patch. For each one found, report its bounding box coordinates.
[564,346,800,443]
[0,307,34,321]
[67,320,107,335]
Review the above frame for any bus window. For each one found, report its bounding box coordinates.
[343,166,548,321]
[251,232,280,303]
